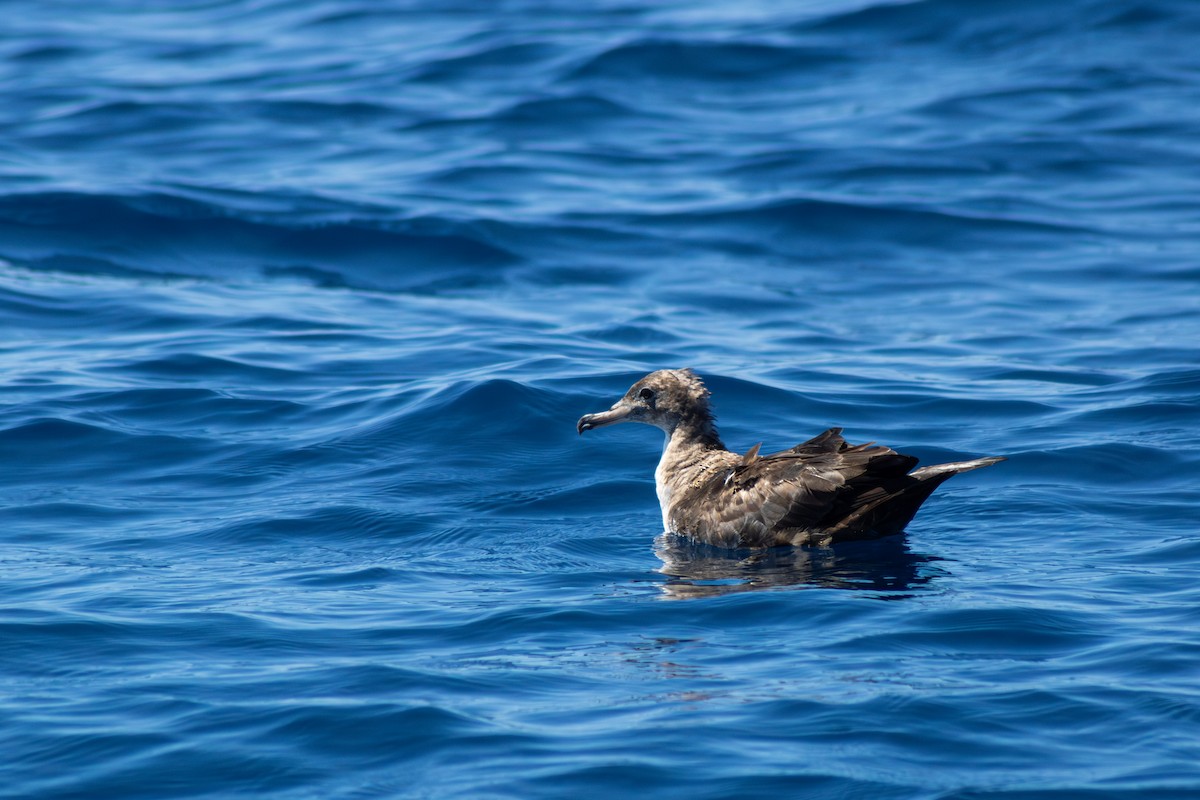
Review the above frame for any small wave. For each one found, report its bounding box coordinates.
[1012,442,1190,488]
[499,93,636,123]
[568,38,848,83]
[587,196,1091,258]
[200,504,410,545]
[0,191,521,290]
[829,605,1110,660]
[796,0,1097,51]
[0,418,203,480]
[409,42,563,84]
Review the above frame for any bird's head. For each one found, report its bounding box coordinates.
[577,368,714,435]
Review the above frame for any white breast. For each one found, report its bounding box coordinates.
[654,436,673,532]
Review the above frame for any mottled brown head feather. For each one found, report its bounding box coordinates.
[622,368,721,444]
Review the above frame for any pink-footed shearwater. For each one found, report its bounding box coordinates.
[577,369,1004,548]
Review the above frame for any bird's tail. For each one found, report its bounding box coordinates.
[824,455,1005,539]
[908,456,1006,480]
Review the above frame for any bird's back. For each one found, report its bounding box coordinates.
[661,428,1002,547]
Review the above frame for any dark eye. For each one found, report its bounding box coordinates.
[638,387,655,403]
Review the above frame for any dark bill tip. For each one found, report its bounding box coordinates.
[576,405,631,435]
[577,414,599,435]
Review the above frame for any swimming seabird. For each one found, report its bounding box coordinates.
[577,369,1004,548]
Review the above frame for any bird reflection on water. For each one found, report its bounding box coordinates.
[654,533,945,599]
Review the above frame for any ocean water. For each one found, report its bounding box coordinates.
[2,0,1199,797]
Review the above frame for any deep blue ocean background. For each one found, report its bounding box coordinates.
[2,1,1199,797]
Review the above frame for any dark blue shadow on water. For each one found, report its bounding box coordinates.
[653,533,946,599]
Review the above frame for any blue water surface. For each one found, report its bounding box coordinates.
[2,1,1199,797]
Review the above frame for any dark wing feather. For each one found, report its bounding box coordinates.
[781,427,846,455]
[713,430,921,546]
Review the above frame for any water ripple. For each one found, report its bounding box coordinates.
[1,0,1199,798]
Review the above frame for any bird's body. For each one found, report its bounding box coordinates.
[577,369,1003,548]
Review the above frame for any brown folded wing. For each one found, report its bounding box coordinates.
[682,428,924,547]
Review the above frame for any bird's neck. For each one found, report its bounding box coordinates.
[657,414,725,487]
[666,410,724,452]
